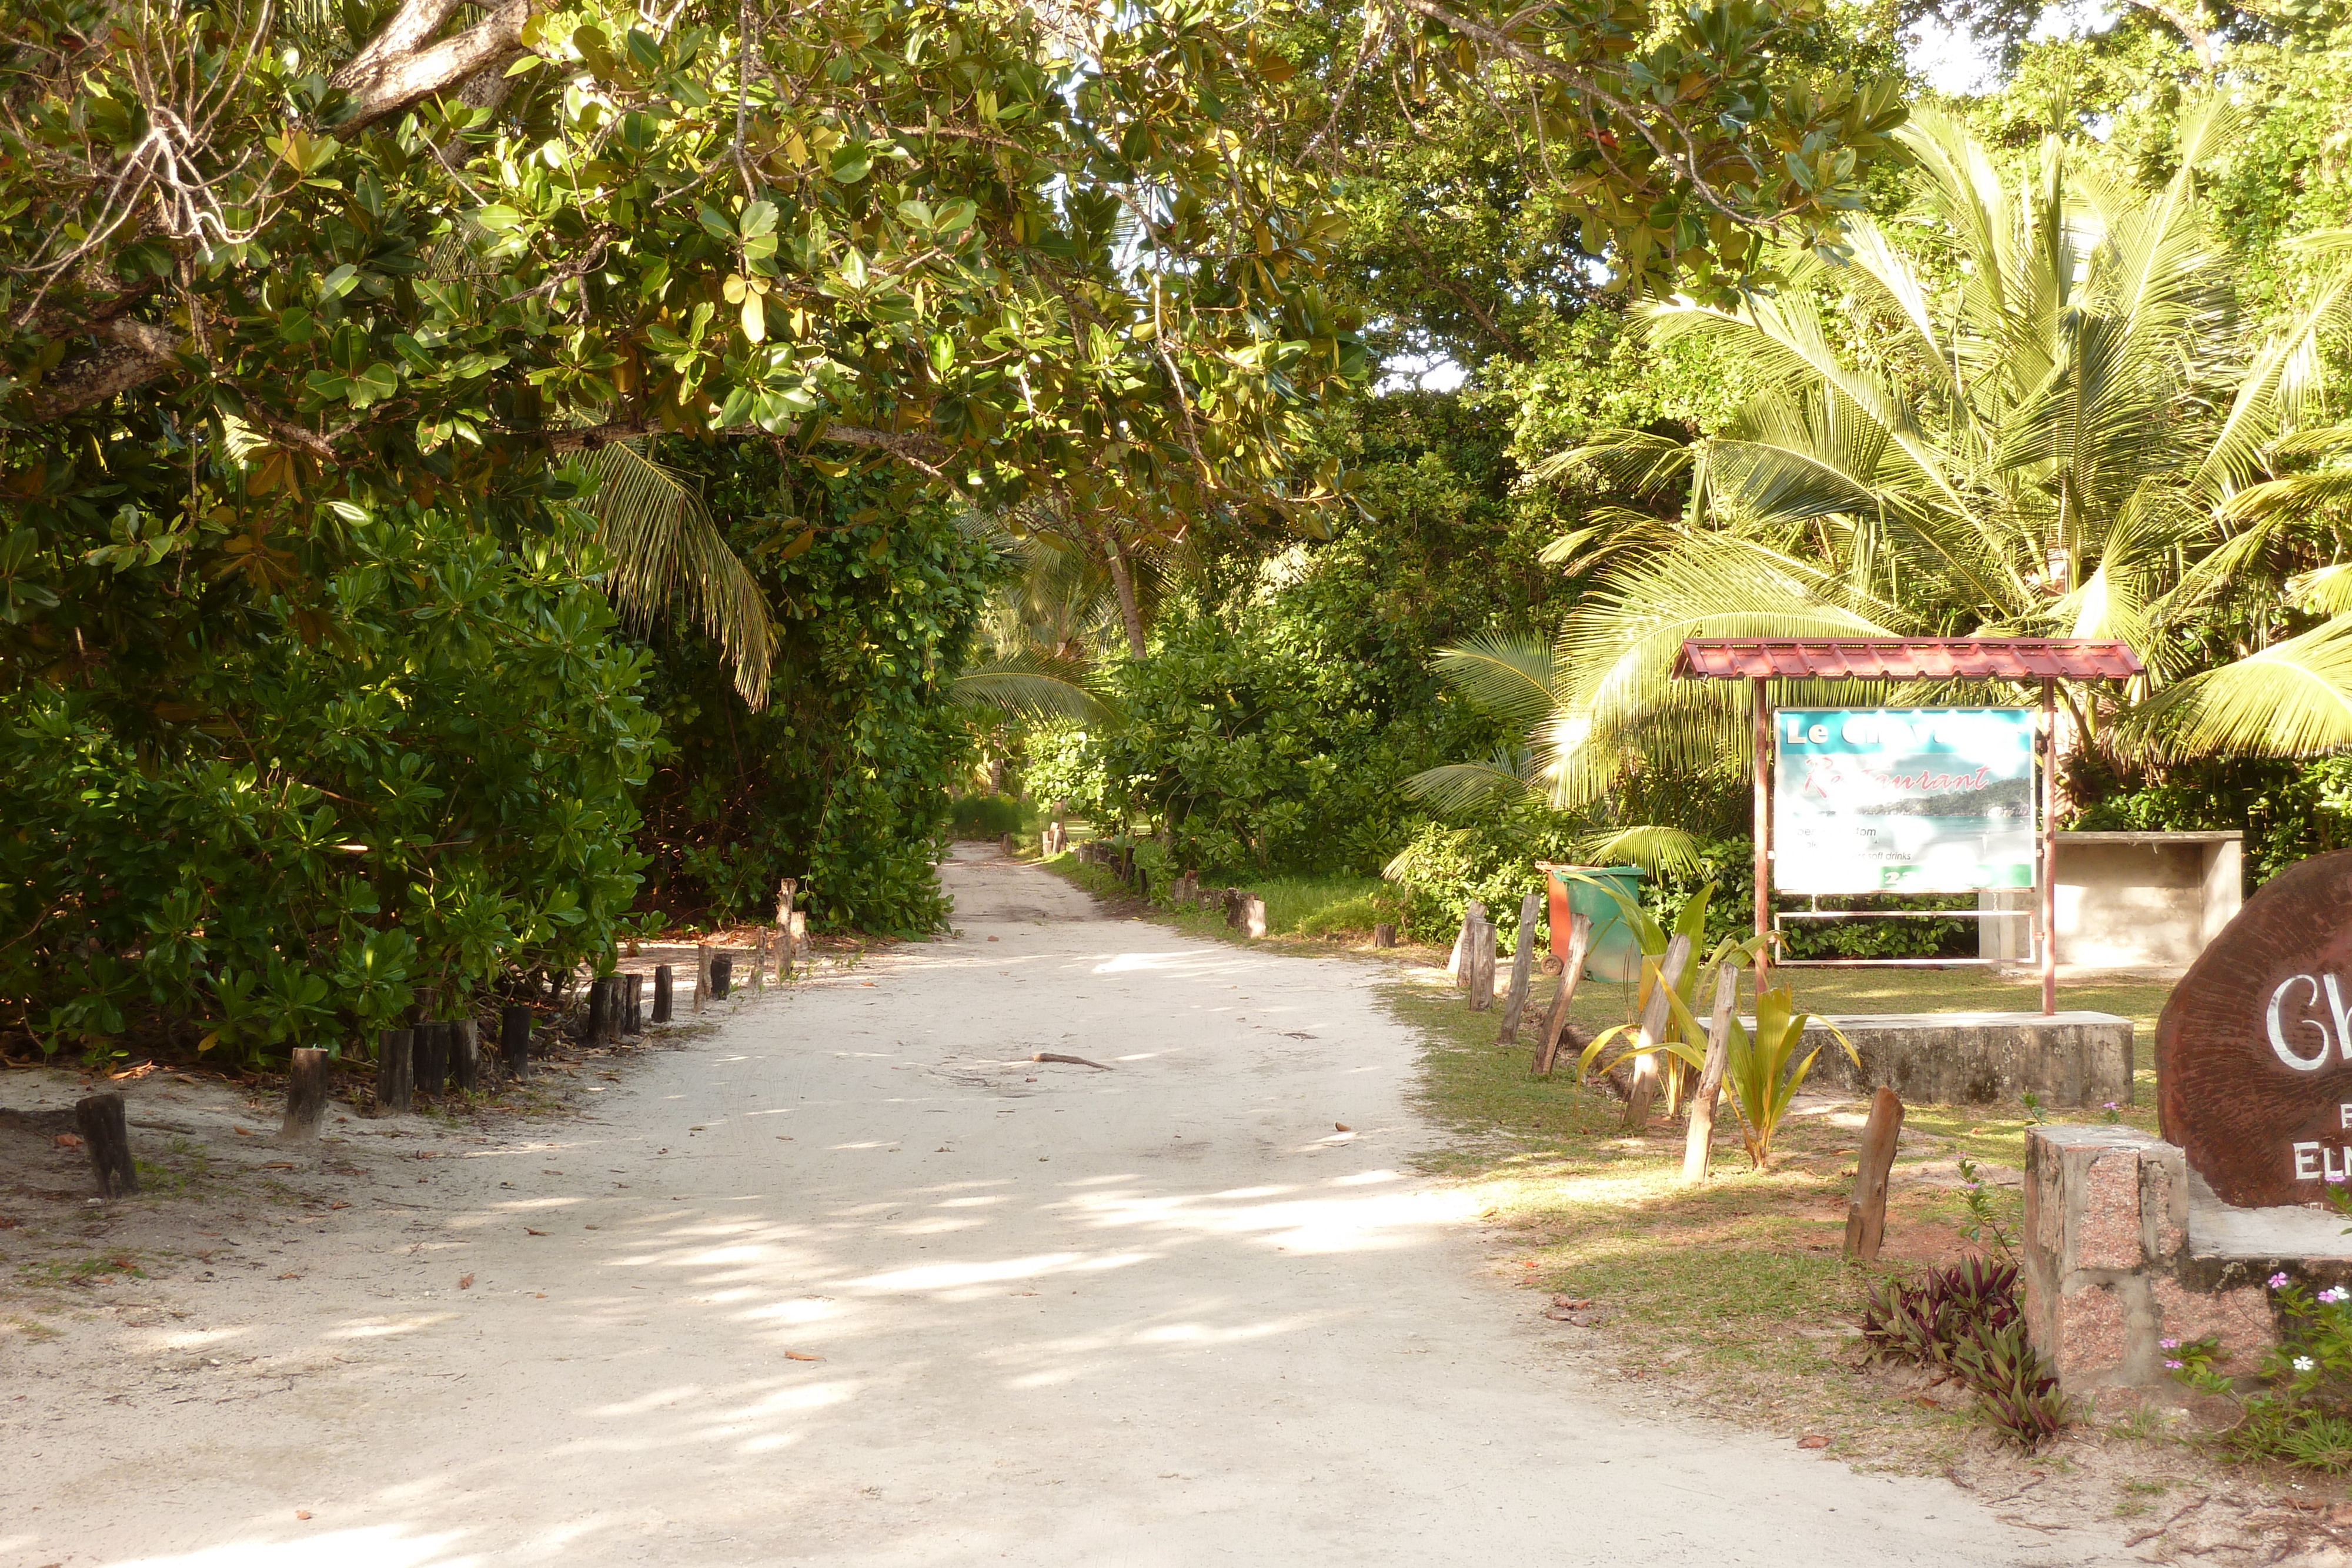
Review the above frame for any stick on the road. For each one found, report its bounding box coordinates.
[1679,962,1741,1183]
[376,1027,414,1114]
[1033,1052,1113,1070]
[1495,892,1541,1043]
[75,1092,138,1197]
[276,1047,332,1144]
[1621,934,1693,1132]
[1532,915,1594,1076]
[1843,1087,1906,1262]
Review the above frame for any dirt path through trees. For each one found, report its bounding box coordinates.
[5,847,2143,1566]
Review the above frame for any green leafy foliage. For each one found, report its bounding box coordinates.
[0,509,654,1062]
[632,450,996,937]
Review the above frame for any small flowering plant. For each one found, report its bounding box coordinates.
[2170,1272,2352,1470]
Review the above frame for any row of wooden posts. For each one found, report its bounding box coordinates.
[61,880,815,1204]
[1165,871,1269,937]
[1441,892,1905,1260]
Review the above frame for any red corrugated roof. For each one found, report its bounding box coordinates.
[1673,638,2145,681]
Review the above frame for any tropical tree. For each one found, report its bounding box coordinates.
[1452,99,2352,817]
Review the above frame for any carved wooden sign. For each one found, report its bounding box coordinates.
[2160,848,2352,1208]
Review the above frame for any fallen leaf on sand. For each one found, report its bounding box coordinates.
[232,1126,254,1136]
[262,1161,296,1170]
[54,1132,82,1149]
[526,1228,548,1236]
[1797,1435,1830,1449]
[533,1292,547,1299]
[1334,1123,1351,1132]
[1551,1296,1593,1309]
[861,982,876,988]
[296,1510,312,1521]
[459,1274,475,1289]
[784,1351,822,1362]
[278,1272,300,1281]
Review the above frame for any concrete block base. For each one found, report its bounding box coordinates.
[1793,1011,2133,1108]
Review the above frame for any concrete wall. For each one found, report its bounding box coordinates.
[1979,831,2242,969]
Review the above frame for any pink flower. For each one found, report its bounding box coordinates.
[2165,1359,2183,1369]
[2271,1272,2293,1289]
[2159,1336,2180,1349]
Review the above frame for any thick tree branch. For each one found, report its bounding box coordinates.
[330,0,532,133]
[22,318,179,422]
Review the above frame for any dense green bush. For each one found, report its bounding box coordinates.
[632,452,996,938]
[0,510,656,1064]
[948,794,1028,837]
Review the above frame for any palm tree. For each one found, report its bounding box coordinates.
[1471,99,2352,814]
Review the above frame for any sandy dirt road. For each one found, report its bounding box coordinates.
[3,846,2146,1567]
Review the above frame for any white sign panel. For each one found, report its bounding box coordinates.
[1773,708,2037,895]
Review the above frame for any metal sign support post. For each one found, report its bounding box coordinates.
[2040,677,2058,1017]
[1752,676,1772,1004]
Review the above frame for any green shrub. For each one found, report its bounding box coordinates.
[949,794,1029,837]
[0,510,656,1065]
[2173,1270,2352,1472]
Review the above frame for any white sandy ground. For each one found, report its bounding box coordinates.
[0,845,2156,1568]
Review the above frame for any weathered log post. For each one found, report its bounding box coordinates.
[750,930,766,991]
[1243,895,1268,939]
[413,1021,449,1094]
[1681,962,1742,1183]
[1449,900,1486,989]
[623,973,645,1036]
[499,1006,531,1081]
[75,1092,138,1197]
[278,1048,333,1144]
[375,1027,414,1114]
[1373,923,1398,948]
[1843,1088,1906,1261]
[710,954,734,999]
[1622,934,1694,1132]
[1496,891,1542,1042]
[1466,912,1498,1011]
[776,877,798,981]
[451,1021,481,1093]
[693,944,710,1014]
[1532,914,1595,1076]
[652,965,674,1025]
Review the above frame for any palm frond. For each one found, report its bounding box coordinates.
[2121,614,2352,759]
[1429,633,1564,729]
[950,653,1111,723]
[580,440,774,707]
[1401,749,1542,817]
[1569,825,1705,878]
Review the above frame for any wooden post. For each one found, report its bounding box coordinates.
[788,911,806,972]
[694,944,710,1014]
[375,1027,413,1114]
[1450,900,1486,988]
[1374,922,1397,949]
[1242,896,1268,938]
[776,877,797,980]
[1679,962,1742,1183]
[1466,913,1497,1011]
[278,1048,332,1143]
[1533,915,1595,1075]
[75,1092,138,1197]
[1622,933,1693,1132]
[1496,891,1541,1041]
[711,954,734,999]
[622,973,644,1036]
[500,1006,531,1081]
[653,964,674,1024]
[750,930,766,991]
[1844,1087,1906,1262]
[1753,674,1773,1005]
[413,1021,448,1094]
[451,1020,480,1092]
[2042,677,2059,1017]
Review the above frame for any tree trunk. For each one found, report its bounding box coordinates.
[1100,528,1148,658]
[76,1092,138,1197]
[1843,1088,1906,1261]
